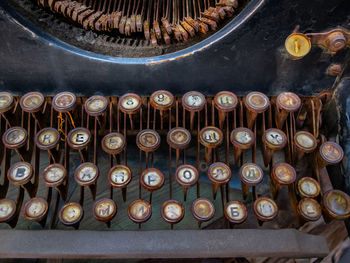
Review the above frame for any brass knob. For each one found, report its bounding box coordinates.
[84,95,108,117]
[59,202,84,229]
[52,91,77,113]
[224,201,248,226]
[128,199,152,226]
[285,33,311,60]
[322,190,350,220]
[191,198,215,228]
[297,177,321,199]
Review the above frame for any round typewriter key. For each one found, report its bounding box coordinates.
[318,142,344,168]
[23,197,48,225]
[108,165,132,188]
[208,162,232,199]
[323,190,350,220]
[140,168,165,195]
[285,33,311,60]
[136,129,161,153]
[175,164,199,200]
[239,163,263,200]
[42,163,68,201]
[2,126,27,149]
[272,163,296,185]
[67,127,91,150]
[20,92,45,113]
[230,127,255,166]
[0,92,14,113]
[101,132,126,155]
[200,126,223,165]
[74,162,99,186]
[84,95,108,117]
[182,91,206,130]
[294,131,317,154]
[297,177,320,199]
[35,127,60,150]
[254,197,278,224]
[244,91,270,129]
[93,198,117,225]
[167,127,191,150]
[224,201,248,225]
[161,200,185,227]
[191,198,215,227]
[275,92,301,128]
[128,199,152,226]
[59,202,84,228]
[297,198,321,222]
[262,128,287,167]
[8,162,33,186]
[0,199,16,223]
[150,90,174,111]
[52,91,77,113]
[118,93,142,114]
[214,91,238,129]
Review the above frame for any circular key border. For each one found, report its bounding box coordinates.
[0,199,16,223]
[150,90,174,111]
[182,91,206,112]
[0,92,14,113]
[199,126,223,148]
[297,198,321,221]
[74,162,99,186]
[254,197,278,221]
[20,92,45,113]
[230,127,255,149]
[67,127,91,149]
[276,92,301,112]
[294,131,317,153]
[244,91,270,113]
[136,129,161,152]
[23,197,48,222]
[272,163,296,185]
[167,127,191,150]
[161,200,185,224]
[224,201,248,224]
[140,168,165,191]
[214,91,238,112]
[323,190,350,220]
[297,177,320,198]
[128,199,152,224]
[239,163,263,186]
[175,164,199,187]
[101,132,126,155]
[42,163,67,187]
[7,162,33,186]
[84,95,108,117]
[2,126,28,149]
[93,198,117,222]
[118,93,142,114]
[191,198,215,223]
[59,202,84,226]
[35,127,60,150]
[108,165,132,188]
[52,91,77,112]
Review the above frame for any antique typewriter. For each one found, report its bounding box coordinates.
[0,0,350,260]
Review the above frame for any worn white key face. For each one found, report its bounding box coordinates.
[209,165,230,181]
[129,201,150,220]
[143,171,162,187]
[44,166,65,183]
[151,91,173,107]
[300,199,320,219]
[5,128,26,146]
[22,93,44,110]
[70,129,90,145]
[121,95,140,110]
[202,129,221,144]
[139,131,159,148]
[300,179,318,196]
[186,95,203,107]
[0,200,15,220]
[86,96,107,113]
[76,164,97,183]
[26,199,47,218]
[9,163,32,182]
[164,203,182,220]
[38,129,59,146]
[61,203,82,223]
[296,133,315,149]
[105,134,124,150]
[235,130,252,144]
[265,129,285,146]
[0,92,13,110]
[177,167,197,184]
[54,92,75,109]
[95,199,115,218]
[111,167,131,185]
[226,202,246,221]
[217,94,236,107]
[256,199,276,217]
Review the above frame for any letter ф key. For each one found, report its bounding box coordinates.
[108,165,132,202]
[93,198,117,228]
[140,168,164,204]
[191,198,215,228]
[175,164,199,201]
[74,162,99,203]
[128,199,152,229]
[224,201,248,229]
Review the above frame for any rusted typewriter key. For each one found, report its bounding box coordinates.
[0,199,17,227]
[167,127,191,166]
[239,163,263,200]
[244,92,270,129]
[74,162,99,201]
[213,91,238,129]
[23,197,49,228]
[52,91,77,114]
[8,162,36,198]
[93,198,117,227]
[128,199,152,228]
[161,200,185,229]
[59,202,84,229]
[42,163,68,201]
[275,92,301,129]
[2,126,29,162]
[118,93,142,130]
[297,198,322,225]
[19,92,45,129]
[101,132,126,162]
[150,90,174,129]
[84,95,108,118]
[199,126,223,165]
[136,129,161,168]
[208,162,232,200]
[262,128,287,167]
[175,165,199,201]
[35,128,60,163]
[293,131,317,163]
[67,127,91,162]
[224,201,248,228]
[317,141,344,169]
[230,127,255,166]
[182,91,206,130]
[108,165,132,201]
[191,198,215,228]
[0,92,16,127]
[140,168,164,203]
[271,163,296,200]
[322,190,350,221]
[297,177,321,199]
[253,197,279,226]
